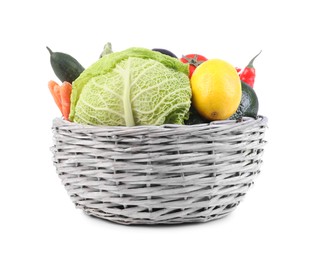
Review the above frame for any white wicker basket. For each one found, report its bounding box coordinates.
[51,116,268,225]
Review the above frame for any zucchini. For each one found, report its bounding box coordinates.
[47,47,84,83]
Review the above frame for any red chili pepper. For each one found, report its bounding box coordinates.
[239,50,262,88]
[235,67,241,73]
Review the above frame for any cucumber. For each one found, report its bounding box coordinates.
[47,47,84,83]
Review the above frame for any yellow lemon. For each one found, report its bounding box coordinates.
[190,59,242,121]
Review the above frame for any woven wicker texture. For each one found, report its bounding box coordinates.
[51,116,268,225]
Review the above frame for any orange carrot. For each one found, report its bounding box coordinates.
[59,81,72,121]
[48,80,62,113]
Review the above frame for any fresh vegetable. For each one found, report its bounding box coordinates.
[184,105,208,125]
[70,47,191,126]
[190,59,242,121]
[59,81,72,120]
[230,81,259,120]
[239,51,262,88]
[48,80,72,120]
[152,48,178,58]
[47,47,84,83]
[48,80,62,113]
[180,54,208,78]
[99,42,113,58]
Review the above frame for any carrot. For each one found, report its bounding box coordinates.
[48,80,72,121]
[48,80,62,113]
[59,81,72,121]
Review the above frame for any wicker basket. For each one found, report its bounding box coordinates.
[51,116,267,225]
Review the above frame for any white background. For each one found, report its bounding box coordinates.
[1,0,309,259]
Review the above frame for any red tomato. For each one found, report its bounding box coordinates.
[180,54,208,78]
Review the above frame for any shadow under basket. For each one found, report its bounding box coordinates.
[51,116,268,225]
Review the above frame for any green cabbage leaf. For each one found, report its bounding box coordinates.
[69,47,191,126]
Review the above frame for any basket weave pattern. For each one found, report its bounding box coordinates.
[51,116,267,225]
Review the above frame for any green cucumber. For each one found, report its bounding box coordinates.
[47,47,84,83]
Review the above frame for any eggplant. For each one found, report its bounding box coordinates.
[152,48,178,58]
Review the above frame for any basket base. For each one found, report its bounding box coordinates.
[80,202,240,225]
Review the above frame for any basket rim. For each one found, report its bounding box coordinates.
[53,115,268,130]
